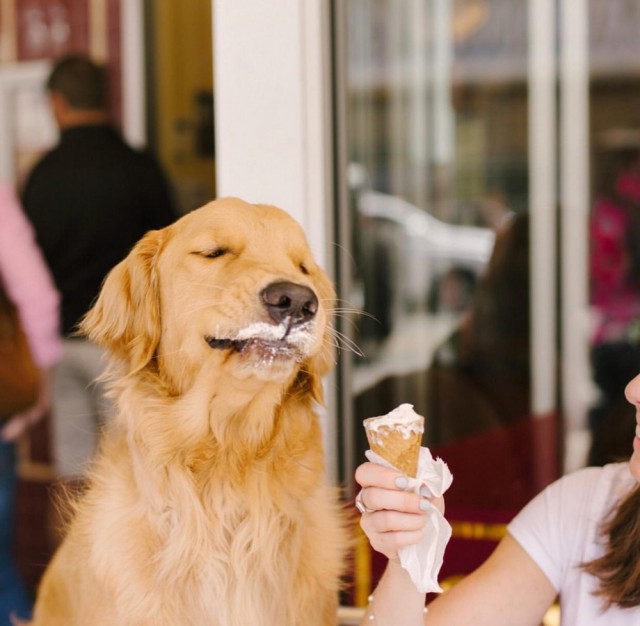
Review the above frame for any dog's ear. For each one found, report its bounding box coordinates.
[80,229,165,373]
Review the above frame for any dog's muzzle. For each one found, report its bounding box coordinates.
[261,281,318,326]
[204,281,320,360]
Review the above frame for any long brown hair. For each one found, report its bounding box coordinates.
[582,484,640,609]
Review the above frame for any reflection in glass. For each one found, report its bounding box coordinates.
[338,0,640,606]
[340,0,545,592]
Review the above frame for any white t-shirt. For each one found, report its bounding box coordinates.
[508,463,640,625]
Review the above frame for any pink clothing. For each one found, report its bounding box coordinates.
[590,171,640,343]
[0,183,61,367]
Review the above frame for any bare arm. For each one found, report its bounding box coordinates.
[424,533,556,625]
[356,462,557,626]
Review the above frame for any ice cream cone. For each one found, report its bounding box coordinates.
[363,403,424,477]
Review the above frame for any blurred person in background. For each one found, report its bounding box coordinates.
[0,183,61,625]
[426,212,531,445]
[22,54,177,482]
[589,135,640,465]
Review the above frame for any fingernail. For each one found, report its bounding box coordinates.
[395,476,408,489]
[419,485,433,497]
[420,498,434,512]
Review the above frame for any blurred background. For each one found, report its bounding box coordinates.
[3,1,640,620]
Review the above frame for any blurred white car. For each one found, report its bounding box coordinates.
[353,189,496,340]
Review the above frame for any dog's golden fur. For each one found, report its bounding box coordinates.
[28,198,349,626]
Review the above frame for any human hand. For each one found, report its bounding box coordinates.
[0,367,52,442]
[1,406,43,441]
[354,461,444,562]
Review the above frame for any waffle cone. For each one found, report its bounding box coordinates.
[364,405,424,477]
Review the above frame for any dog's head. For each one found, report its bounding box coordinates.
[81,198,336,401]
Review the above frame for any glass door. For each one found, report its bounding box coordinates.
[333,0,640,600]
[582,0,640,468]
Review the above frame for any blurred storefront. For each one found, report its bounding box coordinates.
[214,0,640,608]
[0,0,215,212]
[334,0,640,601]
[2,0,640,613]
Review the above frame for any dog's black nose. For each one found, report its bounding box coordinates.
[261,281,318,325]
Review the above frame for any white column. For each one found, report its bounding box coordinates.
[432,0,454,167]
[528,0,556,418]
[0,80,13,184]
[0,61,53,184]
[560,0,591,472]
[213,0,334,271]
[407,0,430,208]
[120,0,146,148]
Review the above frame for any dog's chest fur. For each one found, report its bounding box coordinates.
[74,403,346,626]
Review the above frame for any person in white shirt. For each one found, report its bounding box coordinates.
[355,374,640,625]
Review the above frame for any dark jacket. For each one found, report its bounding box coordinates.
[22,124,177,335]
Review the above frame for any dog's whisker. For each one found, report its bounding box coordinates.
[155,347,189,360]
[330,306,377,321]
[177,302,222,317]
[326,328,364,357]
[329,306,361,314]
[186,282,229,292]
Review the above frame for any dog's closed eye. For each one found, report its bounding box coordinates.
[195,247,229,259]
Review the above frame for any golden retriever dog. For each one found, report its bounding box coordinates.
[28,198,349,626]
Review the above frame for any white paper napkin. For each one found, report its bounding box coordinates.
[365,446,453,594]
